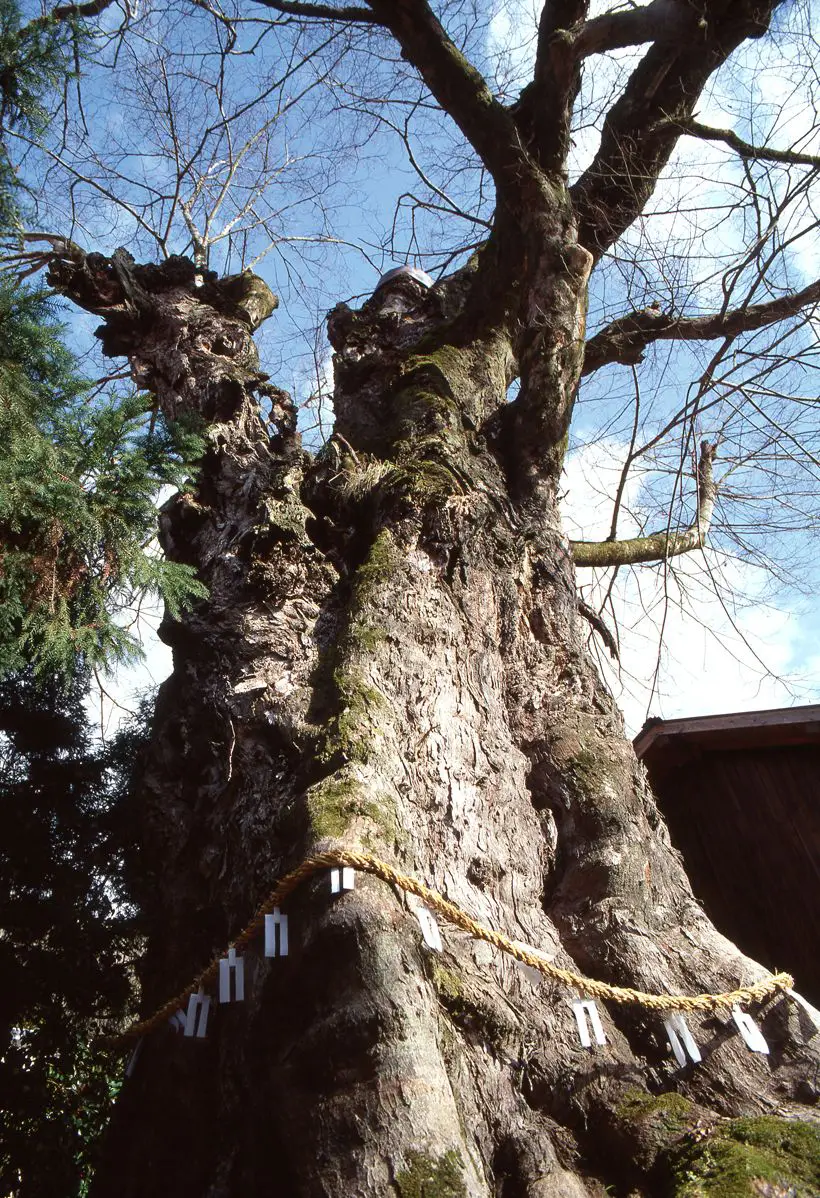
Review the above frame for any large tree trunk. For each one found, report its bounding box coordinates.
[50,249,819,1197]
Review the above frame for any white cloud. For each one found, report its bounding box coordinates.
[486,0,540,76]
[561,437,644,539]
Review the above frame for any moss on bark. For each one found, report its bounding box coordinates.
[332,666,388,764]
[614,1091,820,1196]
[311,529,397,767]
[306,771,398,843]
[395,1149,468,1198]
[616,1088,695,1134]
[430,960,516,1049]
[351,528,400,602]
[667,1115,820,1197]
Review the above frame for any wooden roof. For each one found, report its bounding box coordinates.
[634,703,820,777]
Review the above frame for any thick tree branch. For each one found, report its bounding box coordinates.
[251,0,380,22]
[364,0,524,189]
[571,441,717,567]
[573,0,696,57]
[582,279,820,374]
[519,1,694,172]
[570,0,783,260]
[19,0,117,35]
[47,0,114,20]
[675,116,820,169]
[532,0,698,76]
[524,1,588,172]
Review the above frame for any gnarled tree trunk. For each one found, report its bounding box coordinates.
[48,240,819,1198]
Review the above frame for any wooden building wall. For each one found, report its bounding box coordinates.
[649,743,820,1007]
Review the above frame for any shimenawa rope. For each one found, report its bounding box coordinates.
[115,848,793,1045]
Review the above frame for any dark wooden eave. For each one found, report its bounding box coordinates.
[634,703,820,781]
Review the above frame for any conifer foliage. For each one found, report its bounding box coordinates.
[0,669,141,1198]
[0,0,77,229]
[0,284,207,673]
[0,0,206,674]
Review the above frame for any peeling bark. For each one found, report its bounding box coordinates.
[40,241,820,1198]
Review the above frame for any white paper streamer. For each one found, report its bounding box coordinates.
[414,906,443,952]
[330,867,355,894]
[511,939,556,987]
[572,999,606,1048]
[517,962,543,987]
[264,908,289,957]
[664,1013,702,1067]
[184,987,210,1038]
[731,1005,769,1054]
[787,988,820,1035]
[219,946,245,1003]
[168,1009,187,1033]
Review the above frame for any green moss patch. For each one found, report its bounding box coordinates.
[567,746,610,797]
[430,962,464,1003]
[614,1088,696,1177]
[395,1149,467,1198]
[350,528,399,609]
[322,666,386,765]
[669,1115,820,1197]
[338,529,396,695]
[306,772,397,843]
[387,344,475,472]
[617,1088,694,1135]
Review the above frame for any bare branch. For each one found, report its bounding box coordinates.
[1,230,85,280]
[570,0,783,260]
[583,278,820,375]
[675,116,820,169]
[577,598,620,660]
[364,0,524,189]
[571,440,718,567]
[251,0,381,23]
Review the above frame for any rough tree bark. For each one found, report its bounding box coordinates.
[43,243,817,1196]
[39,1,820,1193]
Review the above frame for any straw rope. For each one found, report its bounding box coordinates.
[116,848,793,1045]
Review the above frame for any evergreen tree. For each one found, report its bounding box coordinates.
[0,0,74,228]
[0,670,144,1198]
[0,284,207,674]
[0,0,206,674]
